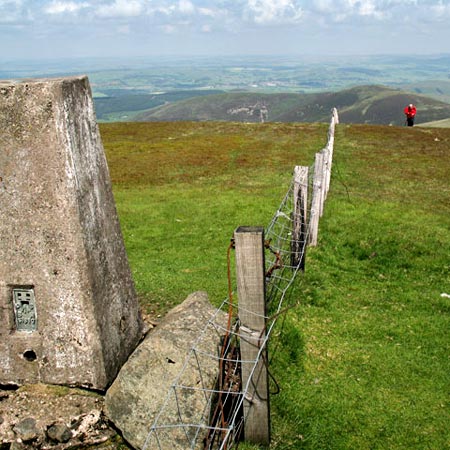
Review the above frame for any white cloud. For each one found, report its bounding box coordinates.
[430,0,450,19]
[146,0,198,17]
[150,5,175,16]
[45,1,90,15]
[198,7,216,17]
[312,0,386,20]
[178,0,195,14]
[246,0,304,24]
[2,0,450,59]
[357,0,385,17]
[96,0,143,18]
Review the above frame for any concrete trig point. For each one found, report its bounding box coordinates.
[0,76,142,389]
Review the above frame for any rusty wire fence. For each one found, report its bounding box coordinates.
[143,108,339,450]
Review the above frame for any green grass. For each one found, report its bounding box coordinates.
[268,124,450,450]
[100,121,450,449]
[101,121,326,314]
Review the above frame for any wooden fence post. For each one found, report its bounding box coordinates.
[323,149,329,202]
[234,226,270,445]
[323,109,337,199]
[319,148,330,217]
[309,152,324,246]
[291,166,309,270]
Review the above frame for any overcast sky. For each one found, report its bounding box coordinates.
[1,0,449,61]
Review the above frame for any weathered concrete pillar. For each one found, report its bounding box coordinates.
[0,76,143,389]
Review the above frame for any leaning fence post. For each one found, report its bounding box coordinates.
[291,166,309,270]
[234,226,270,445]
[309,152,324,246]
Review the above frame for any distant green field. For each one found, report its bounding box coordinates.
[6,54,450,124]
[86,54,450,98]
[5,54,438,124]
[403,80,450,104]
[101,121,450,449]
[94,90,225,121]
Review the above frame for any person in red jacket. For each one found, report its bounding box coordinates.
[404,103,417,126]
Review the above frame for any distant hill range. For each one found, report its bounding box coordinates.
[95,85,450,127]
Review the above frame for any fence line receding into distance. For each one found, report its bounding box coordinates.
[143,108,339,450]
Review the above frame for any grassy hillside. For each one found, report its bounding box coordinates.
[402,79,450,103]
[132,86,450,126]
[272,124,450,449]
[94,89,225,122]
[100,121,326,312]
[418,117,450,128]
[100,121,450,449]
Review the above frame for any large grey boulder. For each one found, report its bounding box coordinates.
[105,291,228,449]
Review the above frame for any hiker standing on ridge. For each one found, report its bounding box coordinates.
[404,103,417,126]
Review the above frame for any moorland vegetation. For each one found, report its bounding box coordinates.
[100,120,450,450]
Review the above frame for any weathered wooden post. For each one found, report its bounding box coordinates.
[324,107,338,199]
[291,166,309,270]
[309,152,324,246]
[234,226,270,445]
[321,148,330,208]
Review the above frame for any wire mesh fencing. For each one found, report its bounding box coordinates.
[143,108,339,450]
